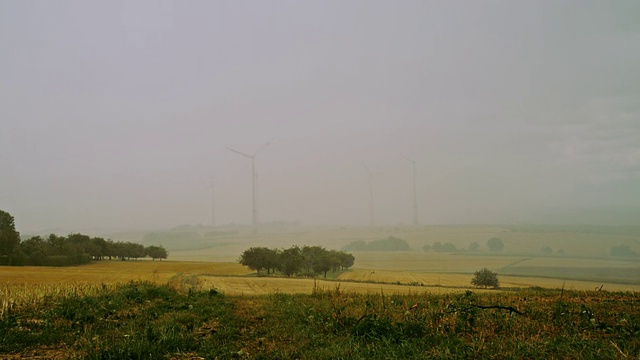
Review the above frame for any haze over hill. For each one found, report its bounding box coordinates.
[1,1,638,234]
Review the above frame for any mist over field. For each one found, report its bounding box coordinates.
[1,1,639,234]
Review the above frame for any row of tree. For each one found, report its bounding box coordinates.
[342,236,411,252]
[422,237,505,253]
[0,210,167,266]
[239,246,355,278]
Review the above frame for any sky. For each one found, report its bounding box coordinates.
[1,1,639,233]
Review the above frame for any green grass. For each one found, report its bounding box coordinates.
[1,282,639,359]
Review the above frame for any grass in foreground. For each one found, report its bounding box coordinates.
[1,282,639,359]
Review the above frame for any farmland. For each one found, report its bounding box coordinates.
[2,225,639,358]
[1,278,639,359]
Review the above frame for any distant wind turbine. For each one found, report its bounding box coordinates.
[362,163,384,228]
[208,176,216,227]
[402,155,419,226]
[226,142,270,229]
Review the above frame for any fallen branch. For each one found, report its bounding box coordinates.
[471,304,525,315]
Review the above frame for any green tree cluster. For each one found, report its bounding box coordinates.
[0,210,21,258]
[487,237,504,252]
[0,209,168,266]
[7,233,168,265]
[431,242,457,252]
[343,236,410,251]
[610,245,638,258]
[239,246,355,278]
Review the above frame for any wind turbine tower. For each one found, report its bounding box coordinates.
[210,177,216,227]
[403,156,419,226]
[226,142,270,229]
[362,163,383,228]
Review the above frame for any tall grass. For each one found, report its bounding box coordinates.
[2,278,639,358]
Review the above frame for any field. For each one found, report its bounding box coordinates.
[2,225,640,358]
[1,279,639,359]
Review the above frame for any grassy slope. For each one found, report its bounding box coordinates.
[1,282,639,359]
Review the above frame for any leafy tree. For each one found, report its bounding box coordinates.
[0,210,21,257]
[145,245,168,260]
[368,236,411,251]
[343,237,410,252]
[468,242,480,252]
[433,242,457,252]
[487,237,504,252]
[540,246,553,255]
[336,251,355,270]
[278,246,305,277]
[342,240,368,251]
[471,268,500,288]
[610,245,638,258]
[239,247,271,274]
[302,246,326,274]
[422,244,431,252]
[262,248,280,274]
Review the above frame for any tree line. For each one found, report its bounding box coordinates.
[0,210,167,266]
[239,246,355,278]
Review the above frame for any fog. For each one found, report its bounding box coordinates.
[1,1,639,234]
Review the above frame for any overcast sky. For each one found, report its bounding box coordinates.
[1,1,639,233]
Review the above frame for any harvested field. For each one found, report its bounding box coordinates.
[352,252,528,272]
[0,261,250,286]
[337,269,640,292]
[199,276,482,295]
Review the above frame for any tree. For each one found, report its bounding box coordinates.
[239,247,271,274]
[468,242,480,252]
[487,237,504,252]
[540,246,553,255]
[0,210,21,257]
[422,244,431,252]
[145,245,168,260]
[471,268,500,288]
[432,242,457,252]
[610,245,638,258]
[278,246,305,277]
[336,251,355,270]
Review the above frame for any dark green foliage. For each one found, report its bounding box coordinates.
[471,268,500,288]
[0,209,20,258]
[610,244,638,258]
[144,245,168,260]
[468,242,480,252]
[343,236,410,252]
[239,246,354,277]
[239,246,280,274]
[11,232,168,266]
[487,237,504,252]
[432,241,457,252]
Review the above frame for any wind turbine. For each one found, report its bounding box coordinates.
[226,142,270,229]
[402,155,419,226]
[362,163,384,228]
[208,176,216,227]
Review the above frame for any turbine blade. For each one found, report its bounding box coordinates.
[226,147,252,158]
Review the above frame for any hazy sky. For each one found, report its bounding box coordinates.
[1,1,639,232]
